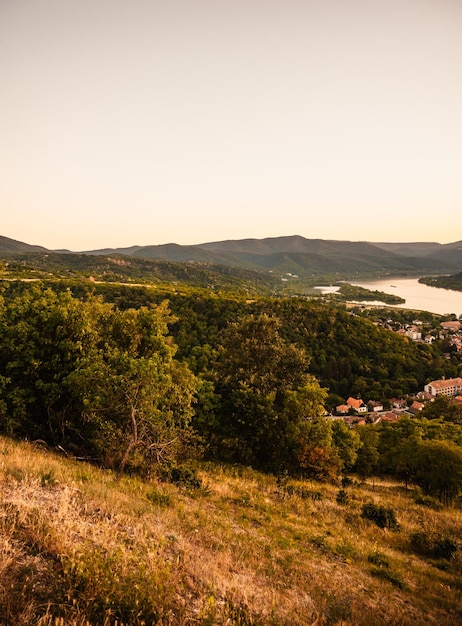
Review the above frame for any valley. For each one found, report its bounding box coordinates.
[0,233,461,625]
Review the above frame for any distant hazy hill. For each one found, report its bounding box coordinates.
[83,235,460,275]
[0,235,48,254]
[2,234,461,278]
[372,241,444,257]
[426,240,462,265]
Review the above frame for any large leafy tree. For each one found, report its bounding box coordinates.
[68,303,197,477]
[0,286,197,476]
[210,314,328,473]
[422,395,462,424]
[0,285,99,440]
[412,440,462,503]
[331,418,361,471]
[354,426,379,481]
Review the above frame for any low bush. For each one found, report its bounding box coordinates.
[146,488,172,507]
[336,489,349,505]
[279,483,323,501]
[410,531,459,560]
[361,503,399,530]
[159,464,203,490]
[367,550,390,568]
[370,567,405,589]
[413,494,442,511]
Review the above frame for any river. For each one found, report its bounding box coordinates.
[349,277,462,316]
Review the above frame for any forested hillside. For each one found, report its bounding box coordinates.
[420,271,462,292]
[2,233,462,278]
[0,251,277,294]
[50,281,450,398]
[1,279,460,479]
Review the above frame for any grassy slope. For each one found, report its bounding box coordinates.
[1,436,461,626]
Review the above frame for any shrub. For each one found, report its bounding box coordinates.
[146,488,172,507]
[361,503,399,530]
[410,531,459,560]
[370,567,405,589]
[160,464,203,490]
[282,484,323,501]
[367,551,390,568]
[341,476,354,488]
[336,489,349,505]
[413,494,442,511]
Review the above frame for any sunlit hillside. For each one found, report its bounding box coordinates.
[1,436,461,625]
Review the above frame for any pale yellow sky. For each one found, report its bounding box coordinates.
[1,0,461,250]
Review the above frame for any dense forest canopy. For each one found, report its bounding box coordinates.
[1,278,462,499]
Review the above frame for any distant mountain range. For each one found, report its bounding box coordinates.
[1,234,462,278]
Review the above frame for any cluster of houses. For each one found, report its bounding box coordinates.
[334,377,462,426]
[379,318,462,354]
[439,321,462,354]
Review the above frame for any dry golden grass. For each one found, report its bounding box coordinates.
[0,437,461,625]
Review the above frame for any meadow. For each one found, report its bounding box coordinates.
[1,436,460,625]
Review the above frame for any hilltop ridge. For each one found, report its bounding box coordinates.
[2,234,461,277]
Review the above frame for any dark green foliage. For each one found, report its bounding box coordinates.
[422,394,462,424]
[360,417,462,497]
[0,285,198,477]
[336,489,349,505]
[361,503,399,530]
[367,551,390,568]
[2,279,462,484]
[146,488,172,507]
[410,531,459,560]
[369,567,405,589]
[2,280,448,402]
[420,272,462,292]
[209,313,328,473]
[331,419,360,470]
[0,285,100,441]
[413,494,443,511]
[412,440,462,503]
[354,427,379,481]
[160,464,203,490]
[0,251,277,294]
[335,283,405,305]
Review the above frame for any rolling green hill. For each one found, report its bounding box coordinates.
[2,233,462,287]
[0,251,277,295]
[89,235,460,276]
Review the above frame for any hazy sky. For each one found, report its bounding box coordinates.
[1,0,461,250]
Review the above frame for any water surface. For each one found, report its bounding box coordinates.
[350,277,462,316]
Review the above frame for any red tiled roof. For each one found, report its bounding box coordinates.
[428,377,462,390]
[381,412,399,422]
[347,397,363,409]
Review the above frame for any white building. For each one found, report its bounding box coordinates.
[424,377,462,397]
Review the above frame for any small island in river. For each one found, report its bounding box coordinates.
[328,283,406,305]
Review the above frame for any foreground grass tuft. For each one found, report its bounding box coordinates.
[0,437,461,625]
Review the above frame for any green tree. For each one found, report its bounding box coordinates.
[295,415,341,481]
[0,285,99,440]
[212,314,327,473]
[69,304,197,478]
[0,286,198,477]
[354,426,379,482]
[331,418,361,471]
[422,395,462,424]
[412,440,462,503]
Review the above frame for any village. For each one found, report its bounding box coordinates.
[333,318,462,425]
